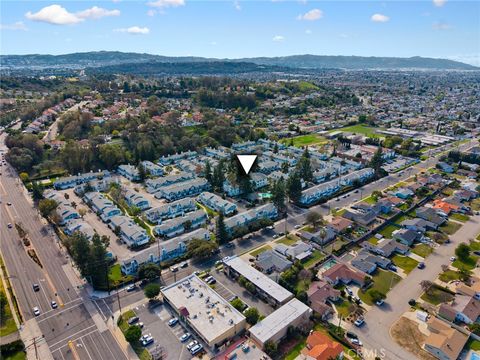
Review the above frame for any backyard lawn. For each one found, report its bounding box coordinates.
[379,224,399,238]
[276,235,301,246]
[358,270,401,305]
[334,299,354,318]
[421,284,454,305]
[470,241,480,251]
[250,245,272,257]
[438,269,462,283]
[449,213,470,223]
[361,195,377,205]
[109,264,134,287]
[412,244,433,258]
[303,250,326,268]
[392,255,419,274]
[440,221,462,235]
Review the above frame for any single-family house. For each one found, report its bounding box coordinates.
[328,217,353,234]
[423,318,468,360]
[401,218,437,232]
[307,281,340,321]
[438,294,480,324]
[392,228,419,246]
[437,162,454,173]
[351,249,391,274]
[274,241,313,262]
[298,227,336,246]
[363,238,409,257]
[416,207,447,227]
[300,331,344,360]
[322,263,366,287]
[255,250,292,274]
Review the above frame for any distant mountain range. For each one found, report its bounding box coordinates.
[1,51,477,71]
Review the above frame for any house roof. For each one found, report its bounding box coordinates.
[425,318,468,360]
[329,217,353,232]
[302,331,343,360]
[322,263,365,285]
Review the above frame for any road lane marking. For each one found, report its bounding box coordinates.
[87,333,105,360]
[38,302,84,323]
[80,338,94,360]
[68,340,81,360]
[48,324,97,350]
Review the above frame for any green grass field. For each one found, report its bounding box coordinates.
[276,235,300,246]
[449,213,470,222]
[412,244,433,258]
[439,270,462,283]
[421,285,454,305]
[303,250,326,268]
[452,255,478,271]
[4,352,26,360]
[392,255,419,274]
[0,261,18,337]
[330,124,380,138]
[440,221,462,235]
[379,224,399,238]
[358,270,401,305]
[282,134,328,147]
[250,245,272,257]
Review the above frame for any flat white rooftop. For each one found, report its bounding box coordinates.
[161,274,245,345]
[224,256,293,304]
[249,298,312,344]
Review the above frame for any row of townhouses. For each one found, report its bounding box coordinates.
[145,197,197,224]
[54,170,111,190]
[197,192,237,215]
[224,203,278,233]
[153,209,208,238]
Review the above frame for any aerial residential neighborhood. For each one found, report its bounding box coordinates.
[1,1,479,360]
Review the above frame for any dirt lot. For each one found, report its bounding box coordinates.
[390,317,436,360]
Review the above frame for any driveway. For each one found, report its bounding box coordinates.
[352,214,480,360]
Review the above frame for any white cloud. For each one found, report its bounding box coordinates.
[233,0,241,11]
[432,21,452,30]
[433,0,447,7]
[272,35,285,42]
[115,26,150,35]
[25,5,120,25]
[297,9,323,21]
[147,0,185,8]
[0,21,28,31]
[25,5,83,25]
[76,6,120,19]
[147,9,157,16]
[371,13,390,22]
[305,29,312,34]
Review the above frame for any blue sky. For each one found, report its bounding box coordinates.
[1,0,479,65]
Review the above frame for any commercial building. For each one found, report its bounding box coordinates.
[223,256,293,307]
[249,298,312,348]
[161,274,246,349]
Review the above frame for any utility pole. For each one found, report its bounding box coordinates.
[116,286,122,315]
[33,337,38,360]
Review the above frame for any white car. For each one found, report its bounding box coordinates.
[180,333,191,342]
[294,225,301,229]
[375,299,384,306]
[354,318,365,327]
[170,266,178,272]
[33,307,41,316]
[51,300,58,309]
[190,344,203,355]
[142,335,154,346]
[350,338,363,346]
[187,340,199,350]
[168,318,178,326]
[345,287,353,296]
[450,256,456,262]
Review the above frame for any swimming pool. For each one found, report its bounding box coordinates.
[471,352,480,360]
[321,259,337,270]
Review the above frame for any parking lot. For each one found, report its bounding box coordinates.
[133,302,208,360]
[383,157,417,173]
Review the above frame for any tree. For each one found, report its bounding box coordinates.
[31,181,44,201]
[138,263,160,281]
[19,172,29,182]
[371,190,382,202]
[204,160,213,185]
[369,146,384,178]
[187,238,218,260]
[287,171,302,204]
[216,213,229,245]
[455,243,470,262]
[71,233,91,276]
[306,211,322,230]
[144,283,161,299]
[0,292,7,321]
[38,199,58,218]
[368,289,386,303]
[271,179,286,213]
[420,280,434,294]
[244,307,260,325]
[88,234,109,289]
[264,340,278,358]
[124,325,141,344]
[230,298,245,312]
[296,148,313,182]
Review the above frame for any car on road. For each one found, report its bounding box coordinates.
[375,299,385,306]
[168,318,178,327]
[187,340,199,350]
[180,333,191,342]
[6,202,11,206]
[33,307,41,316]
[170,266,178,272]
[190,344,203,356]
[335,198,340,201]
[141,335,154,347]
[51,300,58,309]
[272,234,278,239]
[294,225,301,229]
[127,316,139,325]
[354,317,365,327]
[180,261,188,268]
[126,284,136,292]
[354,190,359,193]
[32,283,40,292]
[417,262,425,269]
[408,299,416,306]
[450,256,456,262]
[138,322,144,328]
[7,223,12,229]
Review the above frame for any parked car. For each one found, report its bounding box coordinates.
[170,266,178,272]
[180,262,188,268]
[450,256,456,262]
[32,283,40,292]
[354,318,365,327]
[142,335,154,347]
[375,299,384,306]
[294,225,301,229]
[345,287,353,296]
[127,316,139,325]
[126,284,136,292]
[417,262,425,269]
[180,333,191,342]
[187,340,199,351]
[51,300,58,309]
[408,299,416,306]
[190,344,203,356]
[168,318,178,327]
[33,307,41,316]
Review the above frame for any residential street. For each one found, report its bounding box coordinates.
[353,214,480,360]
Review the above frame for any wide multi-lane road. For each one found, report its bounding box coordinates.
[0,133,128,360]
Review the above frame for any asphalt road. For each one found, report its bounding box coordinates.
[0,133,128,360]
